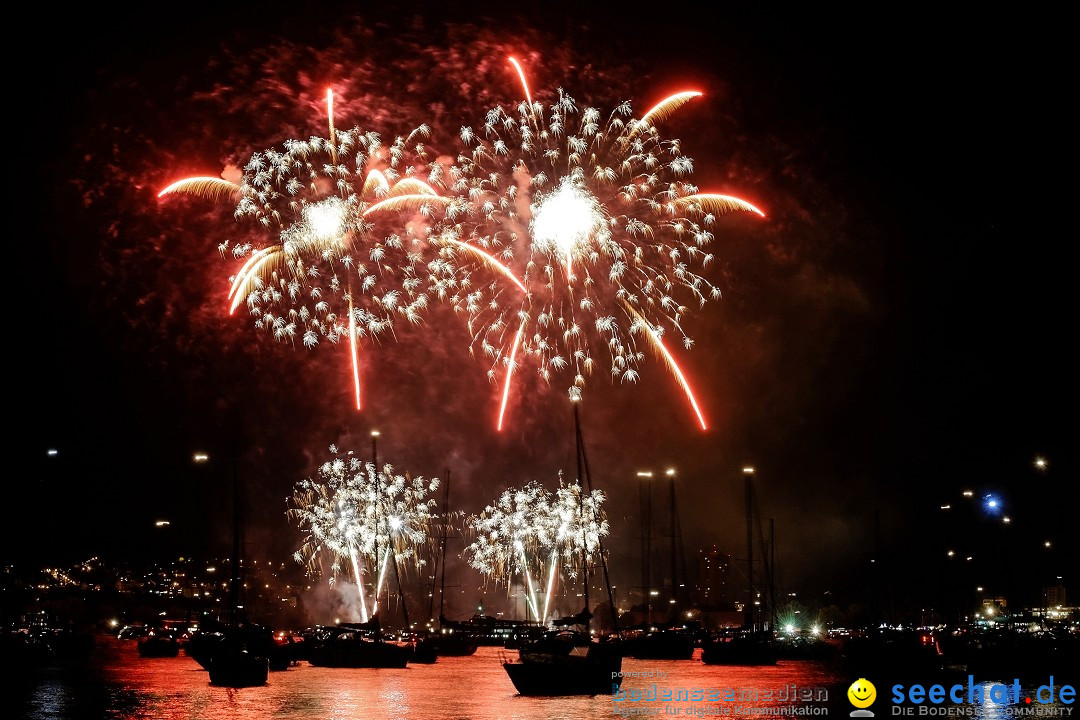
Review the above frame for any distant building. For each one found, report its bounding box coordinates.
[695,545,732,609]
[1043,585,1066,607]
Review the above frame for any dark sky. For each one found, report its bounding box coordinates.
[12,3,1074,617]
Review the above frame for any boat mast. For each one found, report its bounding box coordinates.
[745,467,754,632]
[573,399,619,635]
[769,517,777,632]
[576,436,589,626]
[230,455,242,628]
[372,431,382,638]
[436,470,450,623]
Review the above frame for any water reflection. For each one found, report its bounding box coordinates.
[11,637,1077,720]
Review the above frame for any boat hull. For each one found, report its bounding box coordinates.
[307,638,410,668]
[503,644,623,696]
[208,649,269,687]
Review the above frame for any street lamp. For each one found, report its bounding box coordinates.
[638,470,653,619]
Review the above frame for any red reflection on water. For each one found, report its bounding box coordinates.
[24,636,850,720]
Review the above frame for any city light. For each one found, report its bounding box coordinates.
[192,452,209,462]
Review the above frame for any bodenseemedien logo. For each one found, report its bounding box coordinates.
[849,678,877,717]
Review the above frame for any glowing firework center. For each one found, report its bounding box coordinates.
[283,197,349,253]
[530,177,609,273]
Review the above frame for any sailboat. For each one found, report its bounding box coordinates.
[202,456,270,687]
[700,467,777,666]
[502,400,624,696]
[429,469,479,657]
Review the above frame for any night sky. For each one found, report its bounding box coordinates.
[13,3,1073,618]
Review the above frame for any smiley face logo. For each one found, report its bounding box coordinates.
[848,678,877,709]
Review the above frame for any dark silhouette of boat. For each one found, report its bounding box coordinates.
[837,628,945,679]
[701,470,778,666]
[701,630,778,666]
[406,633,439,664]
[500,403,624,697]
[623,626,695,660]
[207,634,269,687]
[137,628,180,658]
[518,628,591,655]
[424,470,479,657]
[305,620,410,668]
[504,638,624,696]
[430,619,480,656]
[187,622,292,672]
[195,455,270,687]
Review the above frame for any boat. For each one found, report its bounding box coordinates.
[505,638,624,696]
[701,630,778,665]
[137,628,180,658]
[187,621,292,672]
[421,470,479,657]
[305,620,410,669]
[700,469,778,666]
[501,402,624,696]
[623,625,695,660]
[198,457,270,686]
[431,621,480,655]
[208,635,269,687]
[406,633,439,664]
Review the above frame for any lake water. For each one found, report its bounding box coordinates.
[12,637,1076,720]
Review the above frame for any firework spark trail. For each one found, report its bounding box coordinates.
[158,176,241,201]
[463,478,608,623]
[347,546,370,622]
[542,549,558,623]
[638,90,703,129]
[288,445,439,618]
[507,56,534,111]
[158,97,444,411]
[497,320,526,431]
[517,541,541,621]
[622,300,707,430]
[348,296,361,410]
[371,549,390,616]
[430,58,764,428]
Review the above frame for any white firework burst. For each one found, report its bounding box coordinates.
[429,74,763,420]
